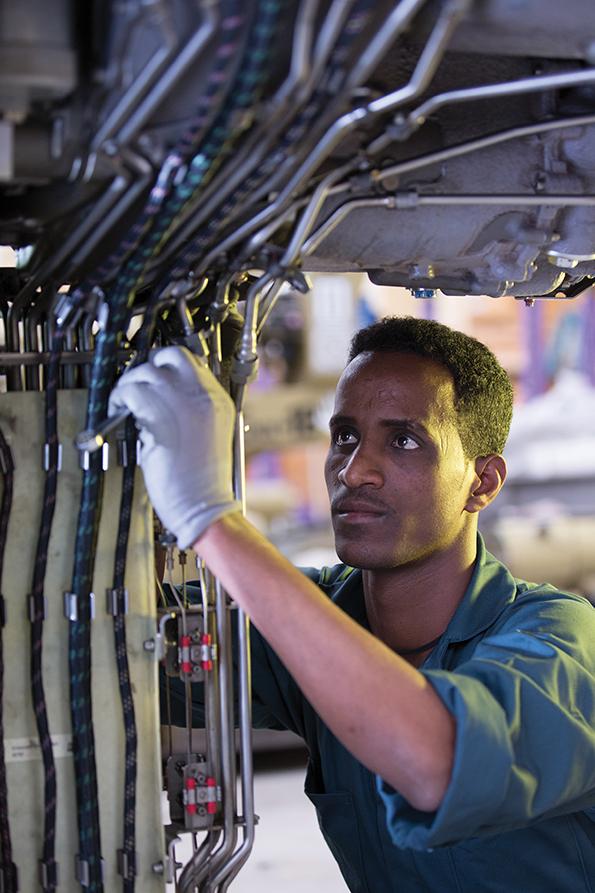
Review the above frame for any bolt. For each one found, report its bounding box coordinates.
[143,638,156,652]
[152,862,164,875]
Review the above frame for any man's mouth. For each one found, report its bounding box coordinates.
[332,500,386,521]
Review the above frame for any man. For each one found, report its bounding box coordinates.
[110,316,595,892]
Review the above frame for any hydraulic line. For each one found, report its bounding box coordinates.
[109,417,139,893]
[165,0,379,281]
[29,326,64,893]
[0,428,16,893]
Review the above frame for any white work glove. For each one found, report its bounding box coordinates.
[108,346,241,548]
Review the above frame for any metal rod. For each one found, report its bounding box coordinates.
[210,411,254,890]
[303,192,595,256]
[0,349,132,367]
[193,0,466,275]
[91,0,178,151]
[114,1,219,148]
[403,65,595,137]
[372,113,595,185]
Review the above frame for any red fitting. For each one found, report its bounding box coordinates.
[185,776,197,814]
[207,777,217,814]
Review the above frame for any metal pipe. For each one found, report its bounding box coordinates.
[302,192,595,256]
[145,0,345,277]
[0,349,131,367]
[114,0,219,148]
[402,66,595,138]
[209,412,254,891]
[5,170,129,374]
[372,113,595,185]
[193,0,466,275]
[91,0,178,152]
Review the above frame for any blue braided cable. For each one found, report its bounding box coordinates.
[166,0,376,278]
[66,6,285,888]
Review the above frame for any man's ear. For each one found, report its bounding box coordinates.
[464,454,507,514]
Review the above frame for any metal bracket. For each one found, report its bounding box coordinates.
[117,849,137,880]
[79,442,109,471]
[39,858,59,889]
[64,592,95,622]
[43,442,63,472]
[74,856,89,887]
[28,593,47,622]
[106,587,129,616]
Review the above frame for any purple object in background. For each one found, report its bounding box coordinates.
[522,300,548,399]
[580,290,595,386]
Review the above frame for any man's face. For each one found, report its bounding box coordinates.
[324,350,477,570]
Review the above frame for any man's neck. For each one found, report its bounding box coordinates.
[361,530,478,660]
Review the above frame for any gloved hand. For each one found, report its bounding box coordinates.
[108,346,241,549]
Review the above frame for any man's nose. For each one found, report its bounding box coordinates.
[337,445,384,489]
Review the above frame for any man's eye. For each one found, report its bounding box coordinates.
[394,434,419,450]
[333,429,357,446]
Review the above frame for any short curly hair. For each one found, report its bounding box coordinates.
[348,316,513,458]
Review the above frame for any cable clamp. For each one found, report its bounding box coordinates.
[74,856,89,887]
[28,592,47,622]
[117,849,137,880]
[106,587,129,616]
[39,857,59,888]
[63,592,95,622]
[79,442,109,471]
[43,442,63,472]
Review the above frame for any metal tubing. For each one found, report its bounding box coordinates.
[190,580,237,892]
[5,171,129,373]
[345,0,426,90]
[114,0,219,148]
[210,413,254,891]
[91,0,178,151]
[366,0,472,115]
[66,151,153,275]
[403,66,595,136]
[194,0,466,275]
[276,0,321,104]
[372,113,595,185]
[303,193,595,255]
[145,0,346,277]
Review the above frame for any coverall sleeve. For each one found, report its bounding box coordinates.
[377,592,595,849]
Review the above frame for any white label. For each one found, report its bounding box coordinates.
[5,734,73,763]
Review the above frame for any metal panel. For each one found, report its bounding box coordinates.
[0,390,164,891]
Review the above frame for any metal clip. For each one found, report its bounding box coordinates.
[39,858,59,889]
[74,856,90,887]
[106,587,129,616]
[64,592,95,622]
[43,442,63,472]
[28,593,47,622]
[78,442,109,470]
[117,849,136,880]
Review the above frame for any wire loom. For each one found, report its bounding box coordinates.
[65,2,286,890]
